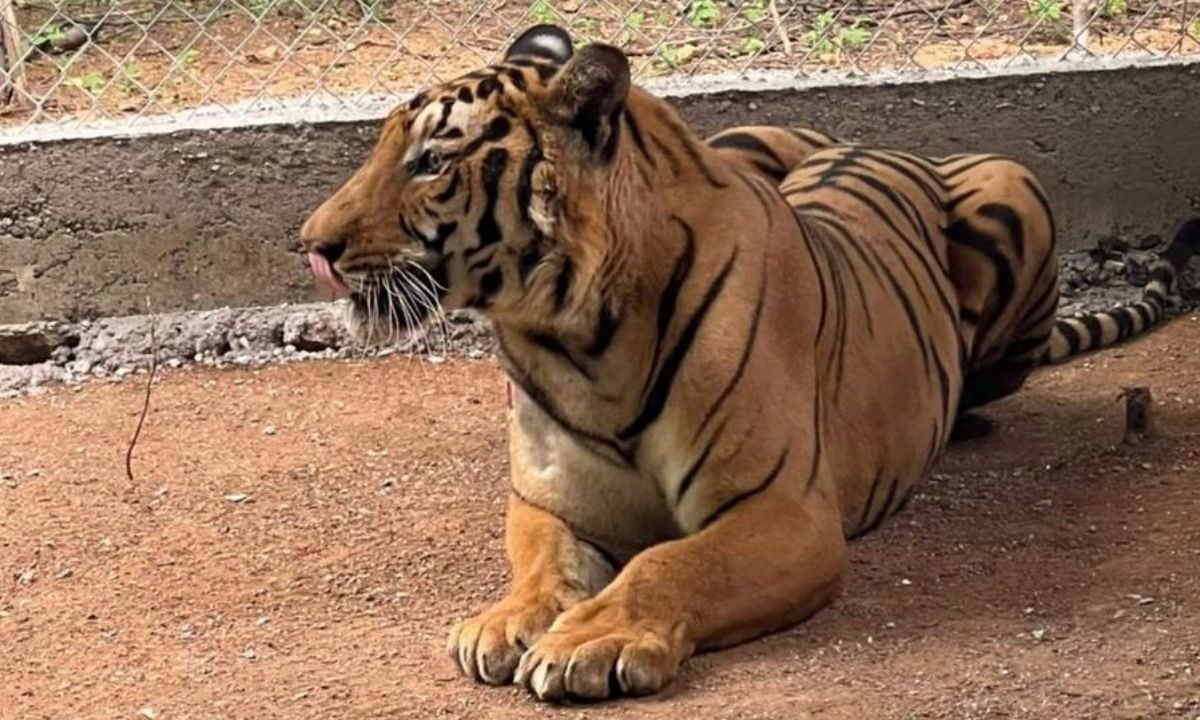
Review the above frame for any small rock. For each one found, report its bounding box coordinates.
[263,424,277,437]
[223,492,253,503]
[1031,628,1046,641]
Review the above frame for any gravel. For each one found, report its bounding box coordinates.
[0,301,495,397]
[2,238,1198,397]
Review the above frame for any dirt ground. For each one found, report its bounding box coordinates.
[3,315,1200,720]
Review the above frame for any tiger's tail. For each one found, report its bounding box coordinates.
[1045,217,1200,364]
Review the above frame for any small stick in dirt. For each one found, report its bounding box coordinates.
[1119,386,1155,445]
[769,0,792,56]
[125,308,159,486]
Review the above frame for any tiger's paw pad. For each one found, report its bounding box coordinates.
[447,597,563,686]
[514,615,682,702]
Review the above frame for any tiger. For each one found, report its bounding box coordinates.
[704,124,1200,433]
[297,24,1199,703]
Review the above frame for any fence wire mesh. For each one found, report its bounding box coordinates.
[0,0,1196,132]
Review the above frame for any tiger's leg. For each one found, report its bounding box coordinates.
[514,475,846,701]
[447,492,615,685]
[951,336,1048,441]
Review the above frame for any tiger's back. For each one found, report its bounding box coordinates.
[709,125,1196,532]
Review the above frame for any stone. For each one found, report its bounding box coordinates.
[0,322,73,365]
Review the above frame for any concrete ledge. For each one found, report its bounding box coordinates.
[1,60,1198,324]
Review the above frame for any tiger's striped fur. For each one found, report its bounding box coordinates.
[708,125,1200,419]
[299,25,1198,703]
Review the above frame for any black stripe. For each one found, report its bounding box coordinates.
[945,219,1016,354]
[750,158,788,183]
[835,176,955,319]
[1079,314,1104,349]
[459,115,511,159]
[647,133,683,176]
[858,148,944,209]
[497,332,629,464]
[553,259,573,312]
[623,110,653,166]
[642,223,696,394]
[1133,302,1152,327]
[675,420,725,506]
[600,107,623,164]
[527,331,593,381]
[740,171,776,220]
[859,476,899,537]
[515,123,542,221]
[516,231,544,285]
[852,470,885,538]
[940,154,1003,180]
[582,303,620,357]
[1107,309,1135,341]
[708,131,787,173]
[694,268,767,441]
[677,136,729,188]
[1055,320,1081,355]
[1021,175,1056,243]
[467,148,509,256]
[803,209,933,376]
[805,392,823,493]
[510,488,621,569]
[795,217,831,344]
[619,246,739,441]
[699,446,789,530]
[433,170,461,203]
[978,203,1025,259]
[475,266,503,308]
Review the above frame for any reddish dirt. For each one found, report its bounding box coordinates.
[3,316,1200,719]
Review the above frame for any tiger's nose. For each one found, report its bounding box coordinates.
[313,238,346,265]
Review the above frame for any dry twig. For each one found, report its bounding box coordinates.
[125,308,159,486]
[770,0,793,55]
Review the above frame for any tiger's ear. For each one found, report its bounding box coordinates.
[545,43,630,158]
[505,24,574,64]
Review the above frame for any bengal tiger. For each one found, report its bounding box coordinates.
[297,24,1199,702]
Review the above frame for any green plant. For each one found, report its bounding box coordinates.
[623,10,644,31]
[32,24,66,46]
[530,0,557,25]
[740,0,767,24]
[837,19,869,50]
[120,62,141,88]
[1193,17,1200,38]
[1026,0,1063,25]
[800,11,837,55]
[686,0,720,28]
[1101,0,1126,18]
[655,42,697,69]
[739,35,766,56]
[178,48,200,68]
[655,7,674,27]
[67,71,104,94]
[573,17,597,36]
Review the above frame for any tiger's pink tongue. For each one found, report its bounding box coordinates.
[308,252,351,298]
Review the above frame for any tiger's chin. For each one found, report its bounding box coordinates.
[342,291,434,351]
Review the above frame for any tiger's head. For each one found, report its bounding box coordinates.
[299,24,641,345]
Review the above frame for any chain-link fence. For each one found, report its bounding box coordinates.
[0,0,1196,132]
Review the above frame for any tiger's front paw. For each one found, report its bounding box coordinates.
[447,593,565,686]
[514,598,688,702]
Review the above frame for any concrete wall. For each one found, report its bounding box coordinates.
[1,61,1197,324]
